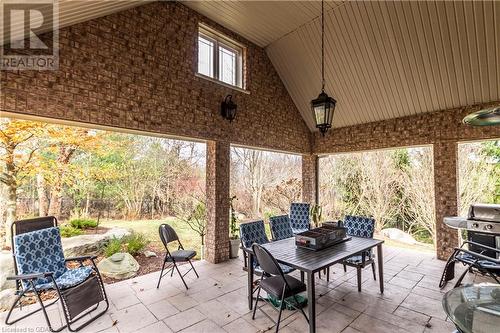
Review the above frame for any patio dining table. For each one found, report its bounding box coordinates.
[244,236,384,333]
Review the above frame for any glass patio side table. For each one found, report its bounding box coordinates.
[442,283,500,333]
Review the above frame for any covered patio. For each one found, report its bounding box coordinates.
[0,246,477,333]
[1,1,500,333]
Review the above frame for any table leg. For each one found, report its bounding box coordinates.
[248,252,254,310]
[300,271,304,283]
[307,271,316,333]
[377,244,384,294]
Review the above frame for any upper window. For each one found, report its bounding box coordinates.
[197,24,244,89]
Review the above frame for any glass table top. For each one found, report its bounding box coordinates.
[442,283,500,333]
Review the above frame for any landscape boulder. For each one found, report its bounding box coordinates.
[0,251,15,291]
[97,252,139,279]
[381,228,418,245]
[62,228,129,257]
[144,250,157,258]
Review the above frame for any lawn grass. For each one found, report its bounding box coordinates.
[99,218,204,259]
[99,218,435,261]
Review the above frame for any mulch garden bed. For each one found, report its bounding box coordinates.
[100,244,167,284]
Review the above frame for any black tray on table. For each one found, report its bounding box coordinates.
[295,225,351,251]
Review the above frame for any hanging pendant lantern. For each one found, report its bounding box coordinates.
[311,0,336,136]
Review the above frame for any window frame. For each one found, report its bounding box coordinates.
[197,24,245,90]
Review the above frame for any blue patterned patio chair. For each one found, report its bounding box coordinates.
[239,220,294,275]
[289,203,311,234]
[269,215,294,241]
[342,215,376,292]
[5,217,109,332]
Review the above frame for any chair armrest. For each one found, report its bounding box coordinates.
[454,247,500,264]
[7,272,53,281]
[65,255,97,262]
[461,241,500,253]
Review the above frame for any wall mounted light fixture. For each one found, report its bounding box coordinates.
[221,95,237,122]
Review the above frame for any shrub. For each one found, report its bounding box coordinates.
[124,232,149,256]
[104,237,123,257]
[70,218,98,229]
[103,232,149,257]
[60,225,83,238]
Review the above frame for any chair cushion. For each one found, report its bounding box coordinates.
[254,262,294,274]
[239,220,269,248]
[14,227,67,288]
[291,227,309,234]
[260,274,306,299]
[456,252,500,272]
[167,250,196,262]
[344,251,374,265]
[35,266,93,290]
[289,203,310,234]
[344,215,375,238]
[269,215,294,241]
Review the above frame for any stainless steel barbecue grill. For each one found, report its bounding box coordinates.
[445,204,500,234]
[444,204,500,259]
[441,203,500,289]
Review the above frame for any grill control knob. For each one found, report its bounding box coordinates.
[485,224,493,230]
[472,223,479,229]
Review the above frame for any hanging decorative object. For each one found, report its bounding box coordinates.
[462,106,500,126]
[311,0,336,136]
[221,95,237,122]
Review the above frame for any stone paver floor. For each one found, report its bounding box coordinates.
[0,246,487,333]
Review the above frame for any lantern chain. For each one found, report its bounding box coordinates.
[321,0,325,92]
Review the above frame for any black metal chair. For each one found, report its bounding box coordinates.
[439,240,500,289]
[341,215,377,292]
[5,216,109,332]
[157,223,199,290]
[251,244,308,333]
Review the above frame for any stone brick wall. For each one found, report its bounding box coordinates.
[302,155,318,205]
[433,141,459,259]
[313,102,500,154]
[0,1,311,154]
[312,102,500,259]
[205,141,230,263]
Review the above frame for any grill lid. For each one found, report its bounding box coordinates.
[468,204,500,223]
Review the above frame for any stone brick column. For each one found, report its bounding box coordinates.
[302,154,318,205]
[205,140,230,263]
[433,141,459,260]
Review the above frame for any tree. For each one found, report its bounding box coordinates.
[231,147,301,218]
[233,148,266,216]
[262,178,301,213]
[401,149,436,243]
[174,197,206,256]
[38,125,110,219]
[458,142,498,215]
[319,154,363,219]
[0,119,45,247]
[357,151,402,231]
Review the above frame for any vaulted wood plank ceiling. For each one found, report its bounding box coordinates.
[186,0,500,130]
[0,0,147,45]
[183,0,344,47]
